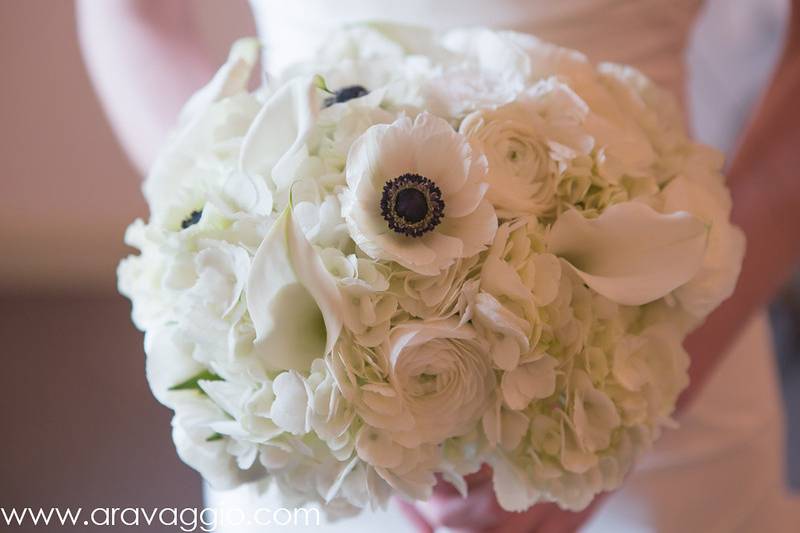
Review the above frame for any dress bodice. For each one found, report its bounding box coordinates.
[249,0,703,100]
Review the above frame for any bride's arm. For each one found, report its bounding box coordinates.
[680,4,800,409]
[76,0,215,174]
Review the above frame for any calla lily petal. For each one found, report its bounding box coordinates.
[179,38,260,125]
[247,207,343,372]
[239,76,319,189]
[548,202,707,305]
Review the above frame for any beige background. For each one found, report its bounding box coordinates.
[0,0,254,294]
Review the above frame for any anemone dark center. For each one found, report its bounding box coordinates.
[324,85,369,107]
[181,209,203,230]
[380,173,445,238]
[395,188,429,224]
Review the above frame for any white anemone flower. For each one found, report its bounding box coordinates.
[341,112,498,275]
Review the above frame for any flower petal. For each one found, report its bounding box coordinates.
[501,355,558,410]
[548,202,707,305]
[438,199,498,257]
[239,76,319,190]
[179,38,259,125]
[246,207,343,372]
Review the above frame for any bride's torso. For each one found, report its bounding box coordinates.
[250,0,703,101]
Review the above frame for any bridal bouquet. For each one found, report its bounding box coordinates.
[119,24,744,515]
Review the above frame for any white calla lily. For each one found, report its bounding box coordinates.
[180,38,260,125]
[247,206,344,372]
[239,76,319,193]
[548,202,707,305]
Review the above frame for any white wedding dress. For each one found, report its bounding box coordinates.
[207,1,799,531]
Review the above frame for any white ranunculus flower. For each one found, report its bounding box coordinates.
[385,320,495,447]
[460,79,594,218]
[330,334,413,436]
[341,112,498,275]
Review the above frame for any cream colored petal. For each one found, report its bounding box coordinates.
[501,355,557,410]
[246,207,344,372]
[438,199,498,257]
[548,202,707,306]
[179,38,259,125]
[445,179,488,219]
[419,231,463,264]
[411,117,471,195]
[239,76,319,187]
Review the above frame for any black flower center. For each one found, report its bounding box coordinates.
[380,173,445,238]
[180,209,202,229]
[324,85,369,107]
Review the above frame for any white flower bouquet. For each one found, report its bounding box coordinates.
[119,24,745,515]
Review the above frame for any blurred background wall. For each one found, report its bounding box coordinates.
[0,1,795,530]
[0,0,254,293]
[0,2,253,529]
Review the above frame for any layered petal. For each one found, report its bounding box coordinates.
[548,202,707,305]
[246,206,344,372]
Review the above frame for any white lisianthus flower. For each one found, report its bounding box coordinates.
[341,112,498,275]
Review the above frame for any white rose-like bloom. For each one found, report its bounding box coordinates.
[460,79,594,218]
[383,320,495,447]
[341,112,498,275]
